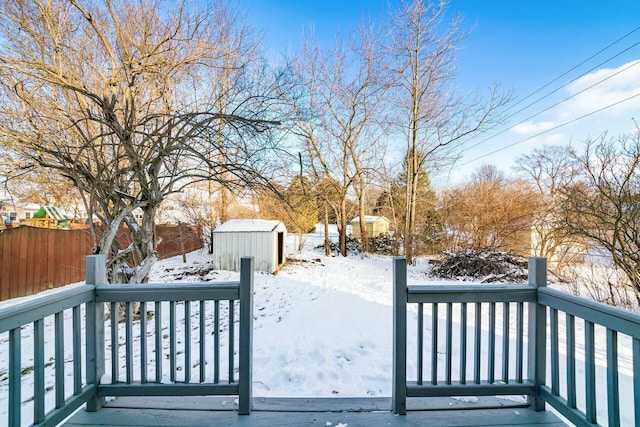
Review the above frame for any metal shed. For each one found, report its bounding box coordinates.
[213,219,287,273]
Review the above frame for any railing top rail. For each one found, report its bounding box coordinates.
[407,284,537,304]
[94,282,240,303]
[538,286,640,338]
[0,284,94,334]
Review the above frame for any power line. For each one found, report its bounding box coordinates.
[464,57,640,154]
[461,91,640,165]
[504,25,640,113]
[502,38,640,123]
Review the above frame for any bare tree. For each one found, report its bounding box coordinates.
[559,130,640,304]
[0,0,282,282]
[386,0,511,263]
[514,145,585,271]
[441,165,539,255]
[289,27,388,256]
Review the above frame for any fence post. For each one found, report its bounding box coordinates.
[239,256,254,415]
[85,255,106,411]
[527,257,547,411]
[392,257,407,415]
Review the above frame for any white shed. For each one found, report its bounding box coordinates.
[213,219,287,273]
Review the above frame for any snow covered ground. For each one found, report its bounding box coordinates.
[0,229,637,426]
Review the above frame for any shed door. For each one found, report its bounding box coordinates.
[277,232,284,266]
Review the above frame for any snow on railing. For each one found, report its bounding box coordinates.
[392,256,640,426]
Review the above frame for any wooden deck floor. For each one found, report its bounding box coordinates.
[64,396,566,426]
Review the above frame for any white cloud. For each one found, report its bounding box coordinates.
[508,59,640,141]
[512,120,555,134]
[560,59,640,119]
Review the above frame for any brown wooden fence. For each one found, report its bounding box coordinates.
[0,224,203,301]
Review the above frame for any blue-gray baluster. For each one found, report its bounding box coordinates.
[392,257,407,415]
[238,256,254,415]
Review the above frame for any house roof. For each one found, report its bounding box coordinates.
[350,215,390,224]
[214,219,285,233]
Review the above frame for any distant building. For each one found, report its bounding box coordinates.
[350,215,391,239]
[213,219,287,273]
[1,202,40,227]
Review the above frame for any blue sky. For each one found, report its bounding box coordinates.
[234,0,640,184]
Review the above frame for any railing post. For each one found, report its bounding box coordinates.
[238,256,254,415]
[527,257,547,411]
[85,255,106,411]
[392,257,407,415]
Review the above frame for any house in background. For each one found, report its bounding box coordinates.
[350,215,391,239]
[213,219,287,274]
[1,202,40,227]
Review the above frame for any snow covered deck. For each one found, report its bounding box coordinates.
[64,396,565,426]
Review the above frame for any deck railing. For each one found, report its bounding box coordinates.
[392,256,640,426]
[0,255,254,427]
[0,283,95,427]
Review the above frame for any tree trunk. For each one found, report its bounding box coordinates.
[339,198,347,256]
[323,205,330,256]
[357,177,369,252]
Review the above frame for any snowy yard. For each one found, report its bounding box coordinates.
[0,231,637,426]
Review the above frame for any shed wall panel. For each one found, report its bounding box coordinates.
[213,231,279,273]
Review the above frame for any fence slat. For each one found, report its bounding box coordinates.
[634,338,640,427]
[488,302,495,383]
[585,320,597,424]
[140,301,147,384]
[431,303,438,385]
[502,302,510,383]
[516,302,523,383]
[550,308,559,395]
[73,305,82,394]
[229,300,235,383]
[170,301,176,383]
[566,314,576,409]
[445,302,452,385]
[185,302,191,383]
[110,302,118,384]
[9,327,21,427]
[155,301,162,383]
[55,311,65,408]
[214,300,220,384]
[125,302,133,383]
[417,303,423,385]
[199,300,206,382]
[460,302,467,385]
[606,328,620,427]
[34,318,45,423]
[474,302,481,384]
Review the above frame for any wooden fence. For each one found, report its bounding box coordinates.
[0,224,203,301]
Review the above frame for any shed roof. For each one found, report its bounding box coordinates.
[214,219,285,233]
[33,206,70,221]
[350,215,390,224]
